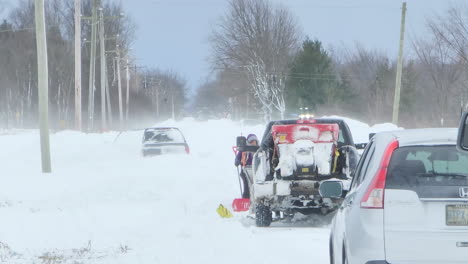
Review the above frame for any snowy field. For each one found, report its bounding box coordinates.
[0,117,398,263]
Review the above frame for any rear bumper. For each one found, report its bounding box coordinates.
[253,180,320,198]
[142,149,162,156]
[142,144,186,155]
[252,180,343,212]
[345,209,386,264]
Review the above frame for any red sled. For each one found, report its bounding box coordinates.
[232,198,251,212]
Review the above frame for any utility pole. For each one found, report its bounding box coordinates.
[99,7,107,131]
[156,80,160,119]
[116,50,123,129]
[87,0,98,132]
[74,0,82,131]
[171,86,175,120]
[125,58,130,123]
[105,62,113,126]
[392,2,407,125]
[35,0,52,173]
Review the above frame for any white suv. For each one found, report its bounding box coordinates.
[322,128,468,264]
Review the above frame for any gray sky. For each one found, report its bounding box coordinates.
[2,0,464,91]
[0,0,14,18]
[123,0,227,91]
[123,0,465,91]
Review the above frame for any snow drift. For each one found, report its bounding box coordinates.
[0,117,399,263]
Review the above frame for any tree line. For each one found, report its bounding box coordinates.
[195,0,468,128]
[0,0,187,130]
[1,0,467,130]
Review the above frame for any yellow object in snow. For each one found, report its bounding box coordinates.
[332,148,340,173]
[216,204,233,218]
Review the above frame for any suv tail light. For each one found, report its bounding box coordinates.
[185,145,190,154]
[360,139,399,209]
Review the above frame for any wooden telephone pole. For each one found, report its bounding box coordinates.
[392,2,407,125]
[87,0,98,132]
[125,58,130,123]
[116,49,124,129]
[99,7,107,131]
[35,0,52,173]
[74,0,82,131]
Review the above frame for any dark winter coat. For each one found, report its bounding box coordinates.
[235,151,254,167]
[235,133,258,167]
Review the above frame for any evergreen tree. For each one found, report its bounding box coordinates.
[286,38,343,113]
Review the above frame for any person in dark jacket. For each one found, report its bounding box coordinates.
[235,134,258,198]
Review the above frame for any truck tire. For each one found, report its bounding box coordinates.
[255,204,272,227]
[329,236,334,264]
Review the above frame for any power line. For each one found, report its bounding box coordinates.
[215,68,384,81]
[211,69,416,83]
[0,27,34,33]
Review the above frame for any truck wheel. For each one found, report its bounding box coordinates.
[329,237,334,264]
[255,204,272,227]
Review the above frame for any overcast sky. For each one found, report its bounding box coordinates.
[2,0,465,91]
[121,0,467,91]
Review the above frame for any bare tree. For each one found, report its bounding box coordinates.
[336,44,396,123]
[427,5,468,65]
[210,0,300,121]
[0,0,140,129]
[141,69,187,121]
[413,11,465,126]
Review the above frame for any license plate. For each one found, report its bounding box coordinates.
[302,168,309,173]
[446,204,468,226]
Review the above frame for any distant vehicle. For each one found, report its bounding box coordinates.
[141,127,190,156]
[322,128,468,264]
[243,118,363,227]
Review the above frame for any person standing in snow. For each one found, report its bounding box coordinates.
[234,134,258,199]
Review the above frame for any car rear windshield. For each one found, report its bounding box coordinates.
[144,129,185,143]
[386,145,468,190]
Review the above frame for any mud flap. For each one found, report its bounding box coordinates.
[232,198,251,212]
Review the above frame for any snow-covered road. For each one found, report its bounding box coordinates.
[0,118,398,263]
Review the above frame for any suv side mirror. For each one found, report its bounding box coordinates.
[457,112,468,152]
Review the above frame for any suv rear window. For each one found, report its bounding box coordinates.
[144,129,185,143]
[386,145,468,197]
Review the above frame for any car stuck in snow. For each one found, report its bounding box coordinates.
[141,127,190,156]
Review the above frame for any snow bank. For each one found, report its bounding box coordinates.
[322,115,402,143]
[0,118,329,264]
[0,116,396,263]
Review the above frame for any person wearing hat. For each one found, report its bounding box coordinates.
[235,134,258,198]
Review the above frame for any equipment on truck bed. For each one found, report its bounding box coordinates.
[245,118,361,227]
